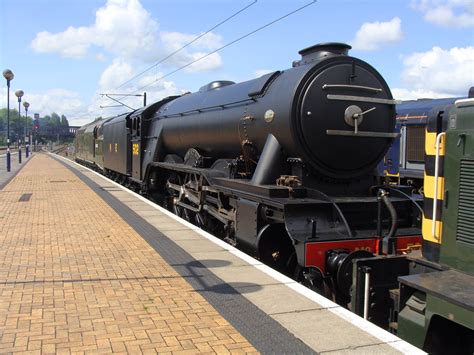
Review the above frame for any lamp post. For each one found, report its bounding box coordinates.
[33,116,37,153]
[15,90,24,164]
[2,69,14,172]
[23,101,30,158]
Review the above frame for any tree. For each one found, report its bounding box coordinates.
[0,108,33,146]
[60,115,69,127]
[1,110,74,146]
[51,112,61,126]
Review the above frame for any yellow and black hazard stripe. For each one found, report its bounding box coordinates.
[422,119,445,262]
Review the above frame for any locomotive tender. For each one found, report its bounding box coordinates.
[75,43,422,302]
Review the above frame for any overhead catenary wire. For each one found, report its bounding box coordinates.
[131,0,317,94]
[113,0,258,92]
[81,0,316,123]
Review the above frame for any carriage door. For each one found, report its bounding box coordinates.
[93,126,98,158]
[131,116,141,180]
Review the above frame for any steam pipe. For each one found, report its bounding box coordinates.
[380,190,398,254]
[250,134,283,185]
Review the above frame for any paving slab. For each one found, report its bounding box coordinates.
[172,238,227,253]
[144,216,183,228]
[238,283,328,314]
[123,203,156,212]
[272,308,384,352]
[207,264,289,287]
[158,229,203,241]
[120,209,159,217]
[184,250,257,267]
[323,343,402,355]
[149,220,196,231]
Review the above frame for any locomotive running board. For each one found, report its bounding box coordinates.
[326,130,399,138]
[149,161,226,178]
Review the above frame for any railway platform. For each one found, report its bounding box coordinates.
[0,150,32,189]
[0,153,425,354]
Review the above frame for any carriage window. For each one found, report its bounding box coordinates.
[137,118,140,137]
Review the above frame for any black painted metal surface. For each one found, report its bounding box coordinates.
[399,269,474,311]
[103,113,131,175]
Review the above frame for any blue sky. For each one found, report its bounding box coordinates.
[1,0,473,125]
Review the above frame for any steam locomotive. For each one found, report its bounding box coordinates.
[75,43,422,303]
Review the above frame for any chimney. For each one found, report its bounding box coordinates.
[294,43,352,67]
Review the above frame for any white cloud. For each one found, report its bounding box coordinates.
[160,31,223,52]
[93,0,158,59]
[32,26,93,59]
[96,53,107,62]
[393,46,474,99]
[351,17,403,51]
[254,69,273,78]
[391,88,456,100]
[99,58,134,89]
[98,58,183,96]
[0,87,89,126]
[159,31,223,72]
[31,0,159,60]
[184,52,222,72]
[411,0,474,27]
[136,74,186,102]
[30,0,223,72]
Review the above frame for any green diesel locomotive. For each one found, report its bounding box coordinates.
[351,97,474,354]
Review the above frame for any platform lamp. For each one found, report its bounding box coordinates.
[23,101,30,158]
[2,69,14,172]
[15,90,24,164]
